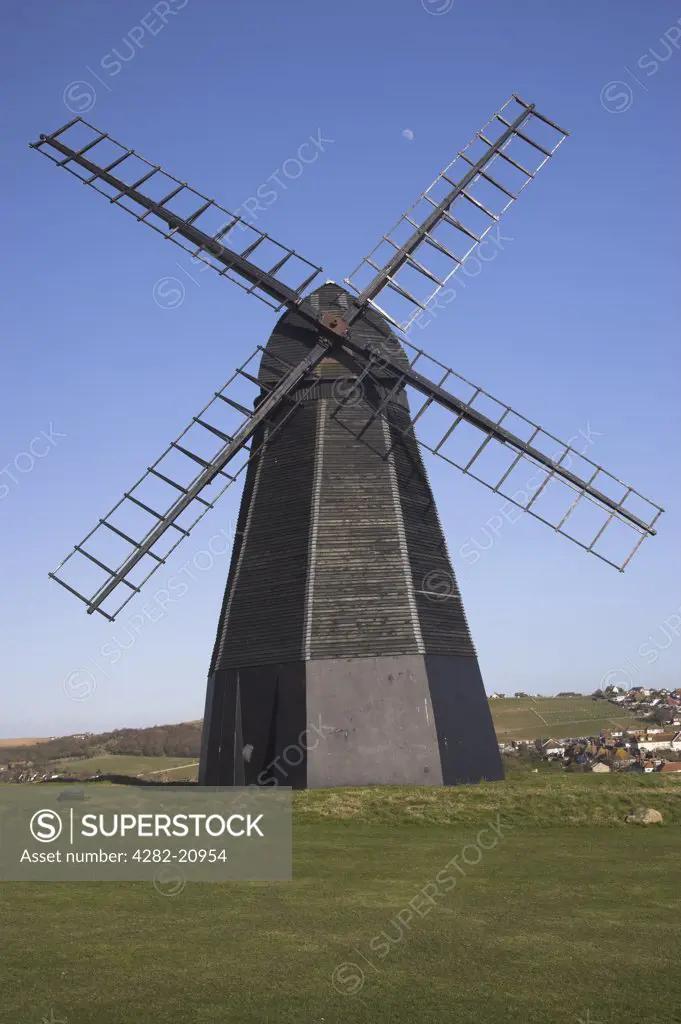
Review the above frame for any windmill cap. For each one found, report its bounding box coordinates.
[257,282,411,387]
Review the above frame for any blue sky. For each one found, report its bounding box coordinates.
[2,0,680,738]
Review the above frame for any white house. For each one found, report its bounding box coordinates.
[639,733,676,752]
[541,740,565,757]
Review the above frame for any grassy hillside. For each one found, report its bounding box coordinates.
[54,755,199,779]
[1,777,678,1024]
[490,696,649,741]
[0,721,201,764]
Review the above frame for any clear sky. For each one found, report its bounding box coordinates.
[2,0,680,738]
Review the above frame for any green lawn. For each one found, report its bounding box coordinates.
[490,696,649,741]
[1,775,679,1023]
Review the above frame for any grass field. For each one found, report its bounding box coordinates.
[0,736,49,747]
[53,754,199,779]
[490,696,649,741]
[1,775,679,1023]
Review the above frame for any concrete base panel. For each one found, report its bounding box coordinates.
[305,654,442,787]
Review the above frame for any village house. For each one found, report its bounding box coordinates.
[638,732,677,752]
[533,738,565,757]
[598,685,681,724]
[614,728,664,740]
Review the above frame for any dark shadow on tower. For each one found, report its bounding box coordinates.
[199,283,503,787]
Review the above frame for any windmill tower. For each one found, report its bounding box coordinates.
[201,282,498,786]
[31,96,663,788]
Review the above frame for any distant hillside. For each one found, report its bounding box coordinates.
[0,737,50,748]
[490,697,650,742]
[1,697,653,768]
[0,721,202,764]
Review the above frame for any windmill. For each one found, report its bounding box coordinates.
[31,95,663,788]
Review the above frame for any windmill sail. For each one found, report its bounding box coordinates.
[334,323,664,572]
[50,341,330,620]
[30,118,322,310]
[344,95,569,331]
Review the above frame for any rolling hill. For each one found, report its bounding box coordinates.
[1,697,652,777]
[490,696,649,742]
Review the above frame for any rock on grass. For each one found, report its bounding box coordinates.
[625,806,664,824]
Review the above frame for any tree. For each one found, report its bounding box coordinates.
[649,707,674,727]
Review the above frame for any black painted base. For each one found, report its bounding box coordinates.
[198,654,503,788]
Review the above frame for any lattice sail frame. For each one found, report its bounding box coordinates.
[30,118,322,310]
[330,328,663,573]
[49,345,317,621]
[344,95,569,331]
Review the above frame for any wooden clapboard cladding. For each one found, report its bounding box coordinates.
[386,402,477,657]
[209,401,317,671]
[210,282,477,668]
[306,394,422,659]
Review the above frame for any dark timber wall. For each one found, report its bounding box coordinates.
[199,283,503,787]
